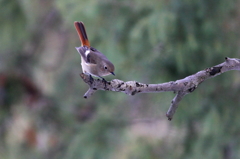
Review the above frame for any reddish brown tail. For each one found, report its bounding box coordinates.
[74,21,90,47]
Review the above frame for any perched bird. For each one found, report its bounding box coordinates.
[74,21,115,79]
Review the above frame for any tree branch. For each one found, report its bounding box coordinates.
[80,57,240,120]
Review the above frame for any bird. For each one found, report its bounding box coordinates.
[74,21,115,80]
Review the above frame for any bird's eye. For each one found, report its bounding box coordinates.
[104,66,108,70]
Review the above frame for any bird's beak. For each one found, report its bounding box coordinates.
[111,72,115,76]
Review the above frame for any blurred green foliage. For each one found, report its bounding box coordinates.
[1,0,240,158]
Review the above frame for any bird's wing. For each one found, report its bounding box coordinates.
[75,46,97,64]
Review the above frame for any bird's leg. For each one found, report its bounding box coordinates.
[98,76,108,88]
[89,75,94,84]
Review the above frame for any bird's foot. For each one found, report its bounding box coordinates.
[99,77,108,88]
[89,75,94,84]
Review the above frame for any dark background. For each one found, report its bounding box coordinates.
[1,0,240,158]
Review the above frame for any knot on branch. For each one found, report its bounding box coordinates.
[209,66,222,76]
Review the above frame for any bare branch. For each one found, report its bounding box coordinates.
[166,91,188,120]
[79,57,240,120]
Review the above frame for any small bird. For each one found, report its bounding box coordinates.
[74,21,115,79]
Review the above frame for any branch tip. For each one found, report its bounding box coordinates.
[166,113,172,121]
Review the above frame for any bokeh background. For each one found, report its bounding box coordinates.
[1,0,240,158]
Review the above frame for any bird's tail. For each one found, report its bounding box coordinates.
[74,21,90,47]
